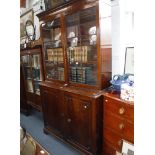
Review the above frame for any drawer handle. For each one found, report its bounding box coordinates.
[105,99,108,102]
[119,123,124,130]
[119,107,125,115]
[118,140,122,147]
[83,103,90,109]
[84,105,88,109]
[67,118,71,123]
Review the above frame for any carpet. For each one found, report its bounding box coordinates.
[20,110,82,155]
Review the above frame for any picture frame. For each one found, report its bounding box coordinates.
[25,20,36,41]
[121,140,134,155]
[20,9,34,39]
[115,140,134,155]
[124,47,134,74]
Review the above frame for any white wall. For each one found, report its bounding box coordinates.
[20,0,134,77]
[99,0,134,77]
[20,0,45,40]
[111,0,134,76]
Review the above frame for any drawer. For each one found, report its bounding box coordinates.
[103,140,116,155]
[104,127,122,152]
[104,111,134,143]
[123,122,134,143]
[104,96,134,123]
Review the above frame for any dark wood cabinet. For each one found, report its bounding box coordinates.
[42,88,66,135]
[36,0,111,154]
[40,82,103,155]
[20,65,30,115]
[20,45,44,112]
[37,0,111,90]
[64,93,92,151]
[102,93,134,155]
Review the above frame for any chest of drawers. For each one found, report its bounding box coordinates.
[103,92,134,155]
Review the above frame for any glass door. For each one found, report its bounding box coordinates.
[42,18,65,81]
[45,0,73,10]
[32,54,42,95]
[65,6,98,86]
[21,55,34,93]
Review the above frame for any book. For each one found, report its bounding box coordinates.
[70,67,77,82]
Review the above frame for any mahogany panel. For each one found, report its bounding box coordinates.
[103,93,134,154]
[20,65,30,114]
[104,127,122,152]
[42,88,66,135]
[104,110,125,134]
[64,93,92,151]
[104,96,134,123]
[103,140,116,155]
[104,111,134,143]
[123,121,134,143]
[40,82,103,155]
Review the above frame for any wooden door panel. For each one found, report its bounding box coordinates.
[104,127,122,152]
[103,140,116,155]
[104,97,134,123]
[65,94,92,150]
[42,89,65,134]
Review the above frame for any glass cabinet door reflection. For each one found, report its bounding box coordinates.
[65,6,98,86]
[21,55,34,93]
[32,54,42,95]
[42,18,65,81]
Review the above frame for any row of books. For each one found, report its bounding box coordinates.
[70,66,95,84]
[24,67,41,81]
[24,67,31,79]
[47,48,64,62]
[68,46,95,63]
[32,68,41,80]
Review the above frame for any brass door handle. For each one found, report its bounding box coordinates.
[119,107,125,115]
[119,123,124,130]
[67,118,71,123]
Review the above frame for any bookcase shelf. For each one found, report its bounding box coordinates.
[36,1,111,155]
[20,45,44,111]
[39,0,111,89]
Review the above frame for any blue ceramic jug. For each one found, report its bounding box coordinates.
[110,74,134,91]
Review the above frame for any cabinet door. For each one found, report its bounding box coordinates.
[42,88,66,135]
[21,54,34,93]
[32,54,43,95]
[41,17,65,81]
[20,65,29,112]
[65,6,98,86]
[65,94,92,150]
